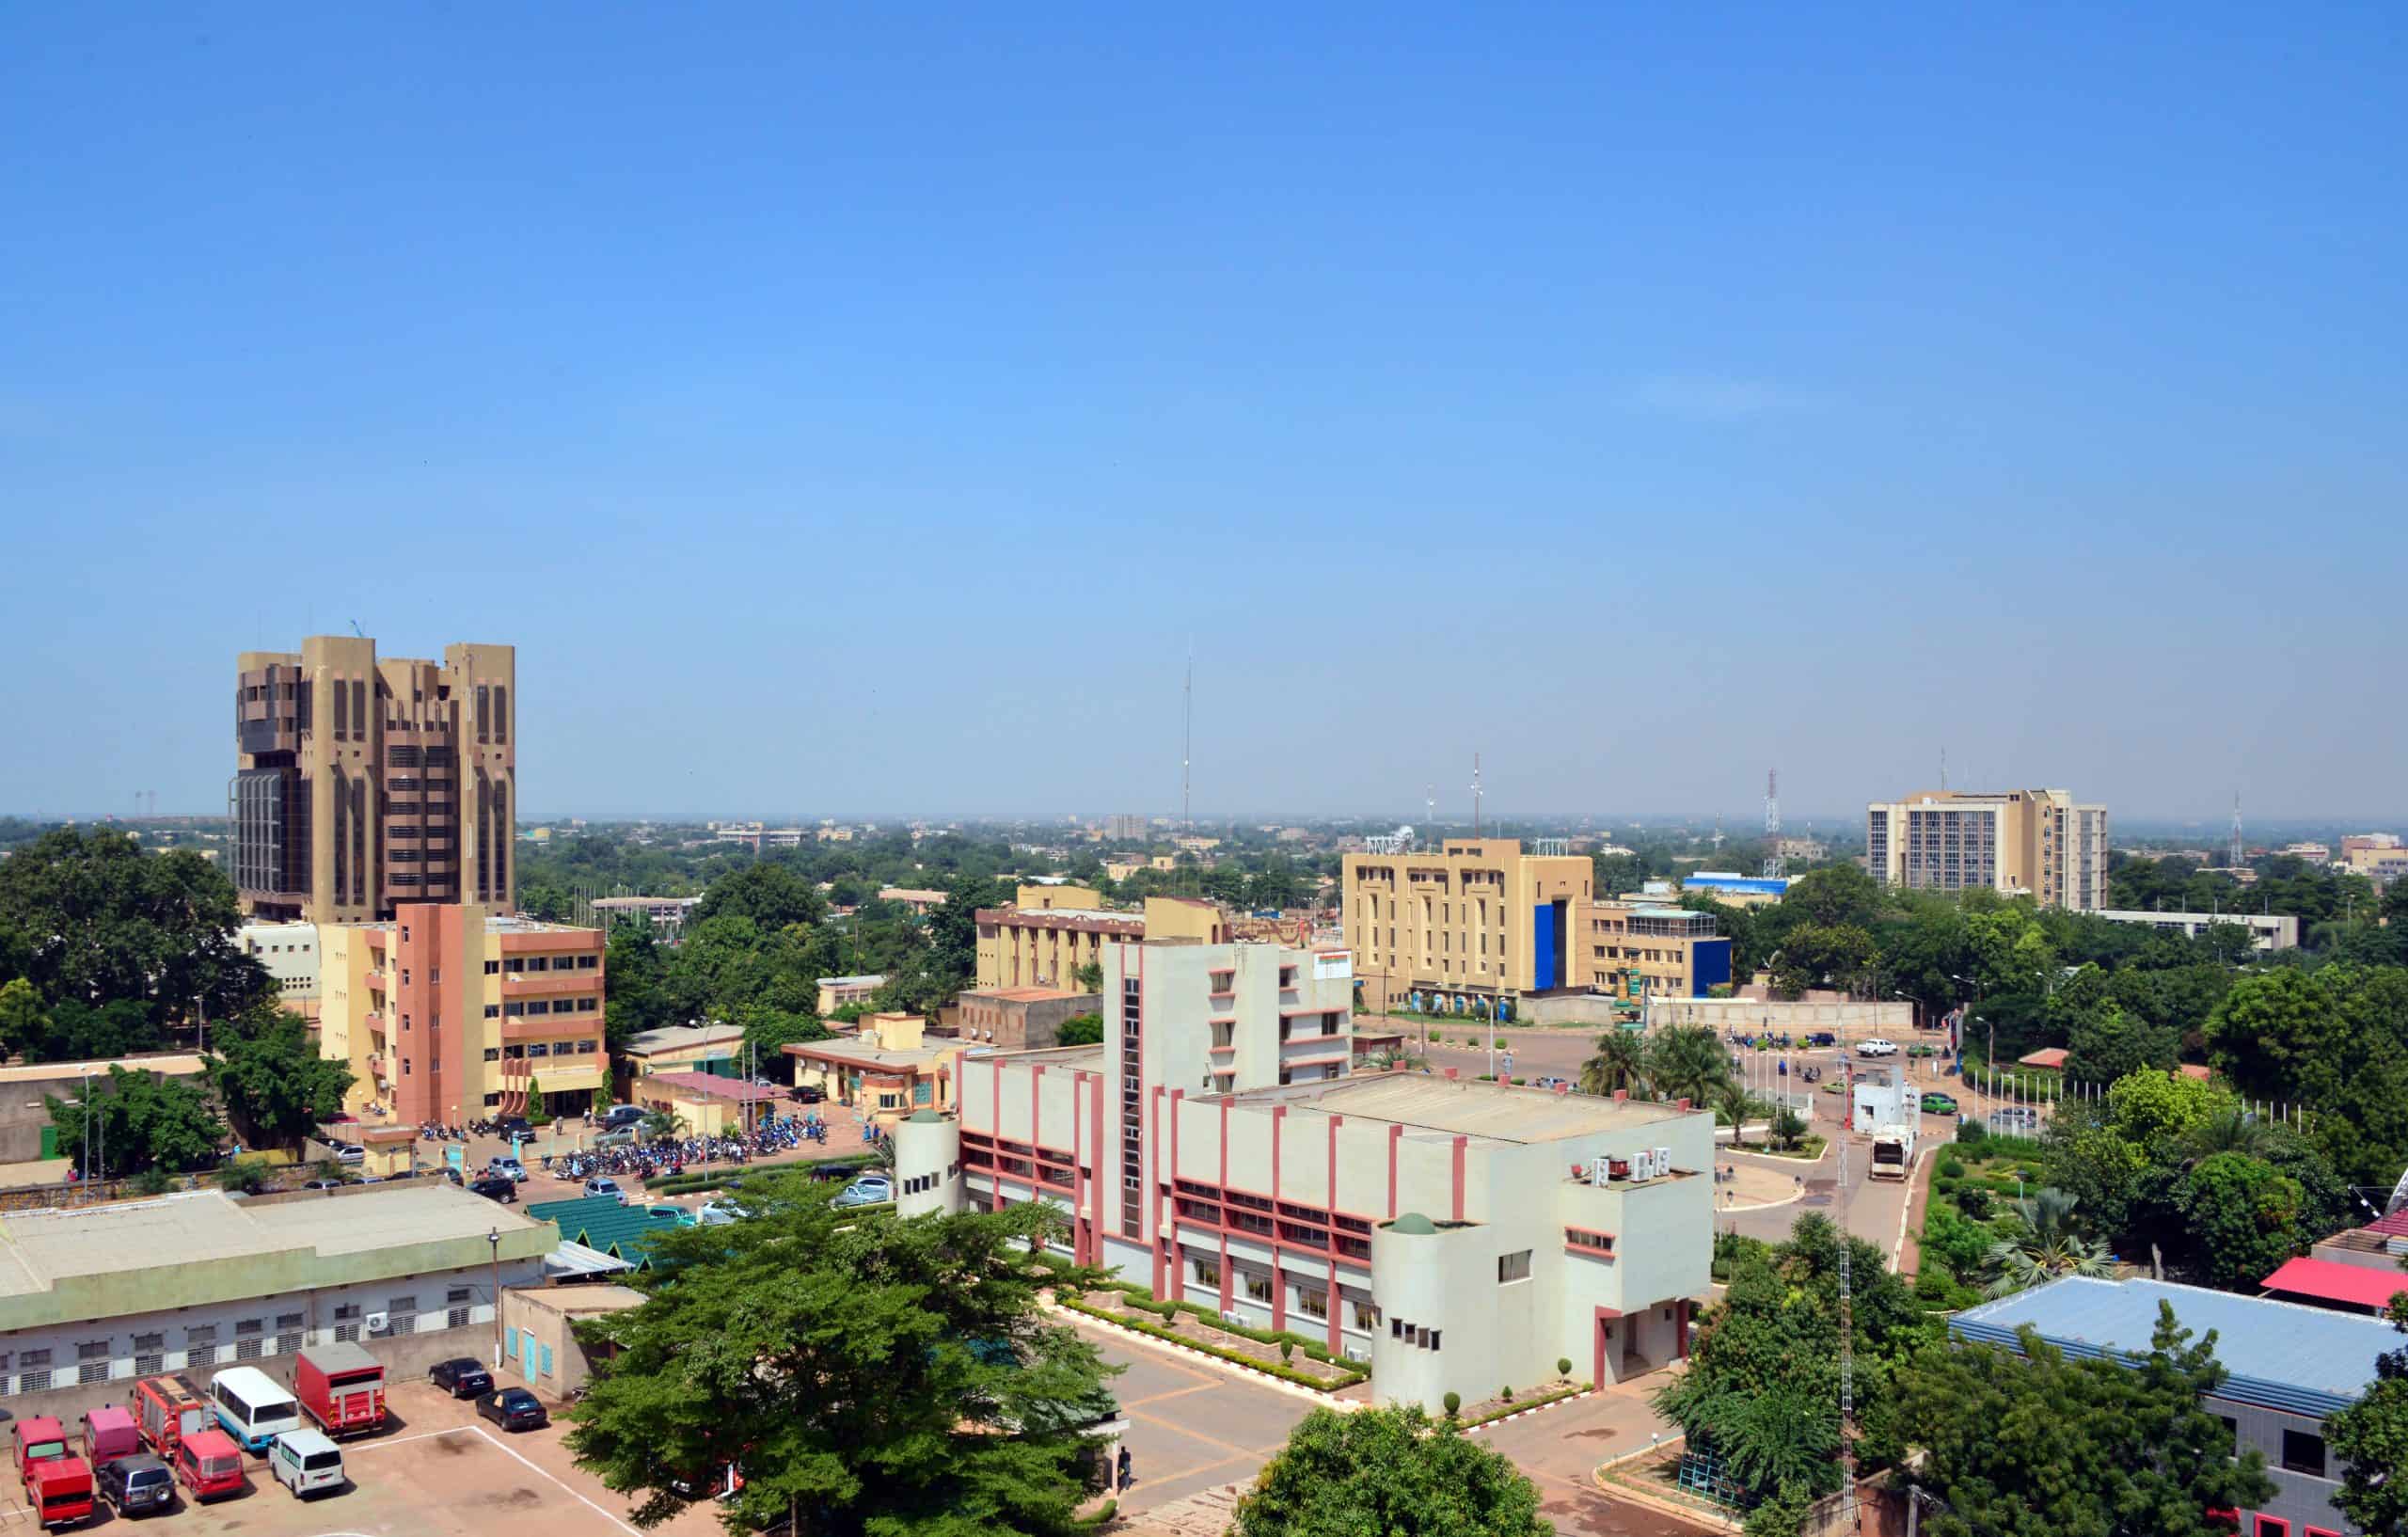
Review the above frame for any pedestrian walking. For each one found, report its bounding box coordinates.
[1117,1446,1133,1493]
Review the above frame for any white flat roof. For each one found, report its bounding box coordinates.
[1243,1074,1691,1145]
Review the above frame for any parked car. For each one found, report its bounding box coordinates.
[95,1453,176,1517]
[493,1116,534,1142]
[329,1143,365,1165]
[477,1389,548,1433]
[489,1156,527,1182]
[791,1085,826,1104]
[1805,1031,1838,1047]
[468,1175,517,1204]
[833,1174,894,1209]
[428,1359,493,1400]
[695,1198,752,1227]
[1855,1038,1900,1058]
[268,1429,344,1498]
[1920,1093,1960,1116]
[583,1176,626,1202]
[300,1179,347,1191]
[594,1127,639,1150]
[599,1104,645,1131]
[645,1205,696,1228]
[169,1429,244,1503]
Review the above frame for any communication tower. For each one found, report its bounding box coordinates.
[1762,769,1784,879]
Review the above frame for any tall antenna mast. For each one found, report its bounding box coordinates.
[1181,647,1193,835]
[1471,753,1483,839]
[1836,1118,1857,1531]
[1425,785,1436,850]
[2228,793,2243,867]
[1940,745,1948,793]
[1762,769,1784,879]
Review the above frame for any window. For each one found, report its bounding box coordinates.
[578,954,599,970]
[483,1092,502,1106]
[2280,1428,2326,1478]
[1497,1249,1532,1284]
[1295,1285,1328,1320]
[1351,1299,1380,1331]
[2217,1416,2238,1456]
[448,1287,473,1329]
[1243,1271,1273,1304]
[577,997,598,1012]
[388,1295,418,1337]
[1193,1256,1221,1289]
[484,959,499,974]
[484,1005,499,1019]
[133,1332,165,1376]
[77,1339,112,1386]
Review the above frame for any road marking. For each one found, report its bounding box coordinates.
[1125,1406,1264,1461]
[1123,1382,1221,1410]
[345,1422,642,1535]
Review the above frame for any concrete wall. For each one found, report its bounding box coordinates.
[1519,992,1623,1027]
[1650,998,1913,1034]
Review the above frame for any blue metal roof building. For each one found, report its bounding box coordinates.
[1682,873,1792,898]
[1951,1276,2394,1419]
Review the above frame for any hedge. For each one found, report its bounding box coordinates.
[643,1155,870,1193]
[1057,1296,1368,1391]
[1461,1381,1588,1429]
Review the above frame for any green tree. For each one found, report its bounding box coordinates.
[2325,1263,2408,1537]
[209,1006,354,1153]
[44,1064,225,1177]
[694,861,827,930]
[526,1076,552,1128]
[1980,1188,2115,1297]
[736,1005,832,1067]
[0,977,51,1060]
[565,1178,1118,1535]
[1052,1014,1103,1047]
[0,827,271,1026]
[1642,1024,1733,1106]
[1071,962,1103,993]
[2176,1152,2307,1291]
[1713,1081,1757,1149]
[603,919,670,1051]
[1576,1028,1646,1098]
[1897,1302,2274,1537]
[1233,1403,1548,1537]
[2062,1002,2178,1085]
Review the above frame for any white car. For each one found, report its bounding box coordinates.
[1855,1038,1900,1058]
[695,1198,752,1227]
[583,1176,626,1203]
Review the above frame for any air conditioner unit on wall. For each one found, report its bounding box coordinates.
[364,1312,390,1335]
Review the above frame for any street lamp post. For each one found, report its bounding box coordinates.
[487,1227,503,1367]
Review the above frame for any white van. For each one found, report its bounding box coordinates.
[210,1366,301,1453]
[269,1428,345,1497]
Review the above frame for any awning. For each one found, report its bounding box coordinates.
[2259,1257,2408,1311]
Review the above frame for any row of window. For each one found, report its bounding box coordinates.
[482,954,599,974]
[0,1291,474,1392]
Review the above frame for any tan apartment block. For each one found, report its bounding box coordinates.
[1585,900,1735,1002]
[1865,789,2109,911]
[232,635,515,924]
[953,987,1100,1048]
[1342,839,1593,1016]
[320,903,605,1126]
[973,887,1226,990]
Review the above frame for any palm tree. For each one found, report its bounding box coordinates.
[638,1109,689,1144]
[2186,1107,2268,1162]
[1578,1029,1647,1098]
[1982,1187,2115,1297]
[1712,1081,1757,1149]
[1643,1024,1735,1107]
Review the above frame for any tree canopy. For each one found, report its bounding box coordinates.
[565,1171,1118,1535]
[1232,1404,1549,1537]
[209,1006,354,1152]
[45,1064,225,1177]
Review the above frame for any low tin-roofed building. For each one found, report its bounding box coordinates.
[0,1182,554,1422]
[1951,1276,2396,1535]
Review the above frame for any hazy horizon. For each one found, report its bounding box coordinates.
[5,8,2401,822]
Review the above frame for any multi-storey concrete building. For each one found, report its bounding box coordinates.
[2341,833,2407,887]
[952,987,1100,1049]
[1864,789,2108,911]
[236,920,323,1019]
[319,902,606,1124]
[1103,815,1149,842]
[231,635,515,924]
[1583,900,1733,1002]
[893,938,1713,1409]
[974,886,1227,990]
[1342,839,1594,1018]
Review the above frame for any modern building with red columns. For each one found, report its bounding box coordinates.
[892,936,1714,1409]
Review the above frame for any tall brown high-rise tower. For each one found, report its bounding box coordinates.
[231,635,516,924]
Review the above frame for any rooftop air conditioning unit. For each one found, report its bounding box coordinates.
[364,1312,390,1335]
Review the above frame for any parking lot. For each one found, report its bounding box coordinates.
[0,1381,722,1537]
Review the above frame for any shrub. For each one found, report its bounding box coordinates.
[1280,1341,1295,1363]
[130,1167,175,1196]
[1956,1118,1987,1146]
[1500,1385,1513,1402]
[1937,1157,1965,1180]
[1557,1356,1573,1378]
[1957,1187,1994,1220]
[215,1159,270,1196]
[1443,1390,1461,1418]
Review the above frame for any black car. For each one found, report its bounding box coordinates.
[468,1175,517,1203]
[791,1085,825,1104]
[429,1357,494,1399]
[600,1104,645,1131]
[478,1387,548,1432]
[97,1453,176,1517]
[494,1116,534,1141]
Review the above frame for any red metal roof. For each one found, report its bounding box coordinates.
[2259,1256,2408,1311]
[2017,1048,2069,1069]
[2365,1208,2408,1239]
[642,1070,784,1104]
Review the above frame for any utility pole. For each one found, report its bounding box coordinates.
[1471,753,1483,839]
[488,1227,504,1367]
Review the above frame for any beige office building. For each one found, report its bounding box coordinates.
[1342,839,1593,1016]
[1864,789,2109,911]
[232,635,515,925]
[974,886,1227,990]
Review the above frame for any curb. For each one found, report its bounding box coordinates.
[1048,1303,1366,1409]
[1591,1437,1745,1534]
[1460,1387,1593,1435]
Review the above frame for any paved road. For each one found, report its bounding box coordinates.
[1474,1389,1711,1536]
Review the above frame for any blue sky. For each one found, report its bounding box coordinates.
[3,5,2401,822]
